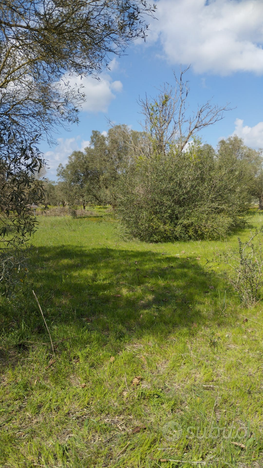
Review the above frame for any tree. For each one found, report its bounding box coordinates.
[41,180,59,208]
[57,125,143,207]
[217,137,263,210]
[0,129,44,294]
[115,74,255,242]
[139,68,229,155]
[54,182,68,208]
[116,139,254,241]
[252,170,263,210]
[0,132,44,241]
[217,136,262,186]
[57,149,103,209]
[0,0,155,288]
[1,0,155,140]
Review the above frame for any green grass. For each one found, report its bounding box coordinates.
[1,212,263,467]
[35,204,113,219]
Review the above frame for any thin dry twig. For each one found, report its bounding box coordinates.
[116,442,130,457]
[231,441,246,450]
[32,290,55,355]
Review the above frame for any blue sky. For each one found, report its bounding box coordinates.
[43,0,263,180]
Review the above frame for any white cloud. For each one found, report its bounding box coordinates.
[62,72,123,113]
[80,140,90,151]
[232,118,263,148]
[107,58,119,72]
[149,0,263,75]
[111,80,123,92]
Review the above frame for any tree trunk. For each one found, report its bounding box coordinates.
[259,196,263,210]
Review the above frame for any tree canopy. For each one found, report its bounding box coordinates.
[57,125,143,207]
[0,0,155,139]
[115,138,258,241]
[113,74,263,241]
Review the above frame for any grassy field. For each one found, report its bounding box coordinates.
[1,211,263,467]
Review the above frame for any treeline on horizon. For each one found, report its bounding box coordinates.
[42,124,263,242]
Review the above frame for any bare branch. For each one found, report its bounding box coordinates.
[139,68,230,155]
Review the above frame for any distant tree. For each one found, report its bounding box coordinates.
[41,180,59,208]
[57,125,144,207]
[217,137,263,210]
[217,136,262,190]
[57,149,103,209]
[54,182,68,208]
[252,170,263,210]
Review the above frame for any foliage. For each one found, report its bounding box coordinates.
[114,72,261,242]
[116,139,253,242]
[224,229,263,307]
[40,180,59,208]
[0,129,43,241]
[57,125,146,207]
[0,125,44,291]
[250,167,263,210]
[217,136,262,205]
[0,0,155,139]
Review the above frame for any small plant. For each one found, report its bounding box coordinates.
[224,230,263,307]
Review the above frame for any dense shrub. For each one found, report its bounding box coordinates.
[116,141,252,242]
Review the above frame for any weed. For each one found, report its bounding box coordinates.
[223,229,263,306]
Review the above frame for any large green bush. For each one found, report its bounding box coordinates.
[116,140,252,242]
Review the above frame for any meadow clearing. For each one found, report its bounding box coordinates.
[1,210,263,467]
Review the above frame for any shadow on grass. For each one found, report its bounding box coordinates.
[1,245,232,366]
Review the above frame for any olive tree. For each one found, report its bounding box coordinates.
[252,170,263,210]
[0,0,155,289]
[57,125,143,208]
[115,72,255,241]
[0,0,155,138]
[116,140,254,241]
